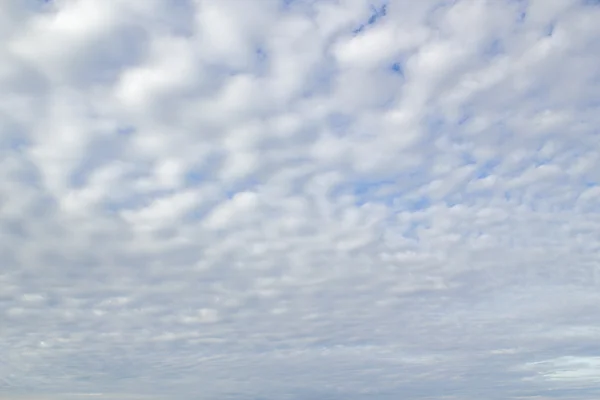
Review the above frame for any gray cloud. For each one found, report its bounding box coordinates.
[1,0,600,399]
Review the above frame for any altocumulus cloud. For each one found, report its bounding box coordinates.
[1,0,600,399]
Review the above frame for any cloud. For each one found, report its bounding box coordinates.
[1,0,600,399]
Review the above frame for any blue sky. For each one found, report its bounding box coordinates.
[1,0,600,399]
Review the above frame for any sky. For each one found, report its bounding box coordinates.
[1,0,600,399]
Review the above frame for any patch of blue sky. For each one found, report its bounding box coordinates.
[507,0,529,23]
[518,9,527,23]
[351,178,431,211]
[352,179,397,205]
[103,186,178,215]
[503,189,527,206]
[280,0,296,10]
[439,101,474,129]
[401,220,422,241]
[352,2,388,34]
[328,176,397,209]
[390,62,404,76]
[423,113,446,134]
[457,112,472,127]
[77,27,148,85]
[544,21,556,37]
[475,159,500,179]
[255,47,267,62]
[166,0,197,37]
[182,152,225,188]
[533,149,556,168]
[68,136,125,188]
[116,126,135,137]
[0,116,29,152]
[583,0,600,6]
[441,192,467,208]
[183,169,205,186]
[224,177,261,199]
[247,47,270,77]
[460,150,477,166]
[299,63,338,99]
[177,197,215,223]
[484,38,504,59]
[403,195,431,211]
[2,134,29,153]
[367,3,387,24]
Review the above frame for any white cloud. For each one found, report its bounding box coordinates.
[1,0,600,399]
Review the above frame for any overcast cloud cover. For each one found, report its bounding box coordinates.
[1,0,600,399]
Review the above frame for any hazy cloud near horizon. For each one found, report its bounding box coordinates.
[1,0,600,399]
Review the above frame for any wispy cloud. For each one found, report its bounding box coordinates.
[1,0,600,399]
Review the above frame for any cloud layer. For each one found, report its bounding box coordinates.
[1,0,600,399]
